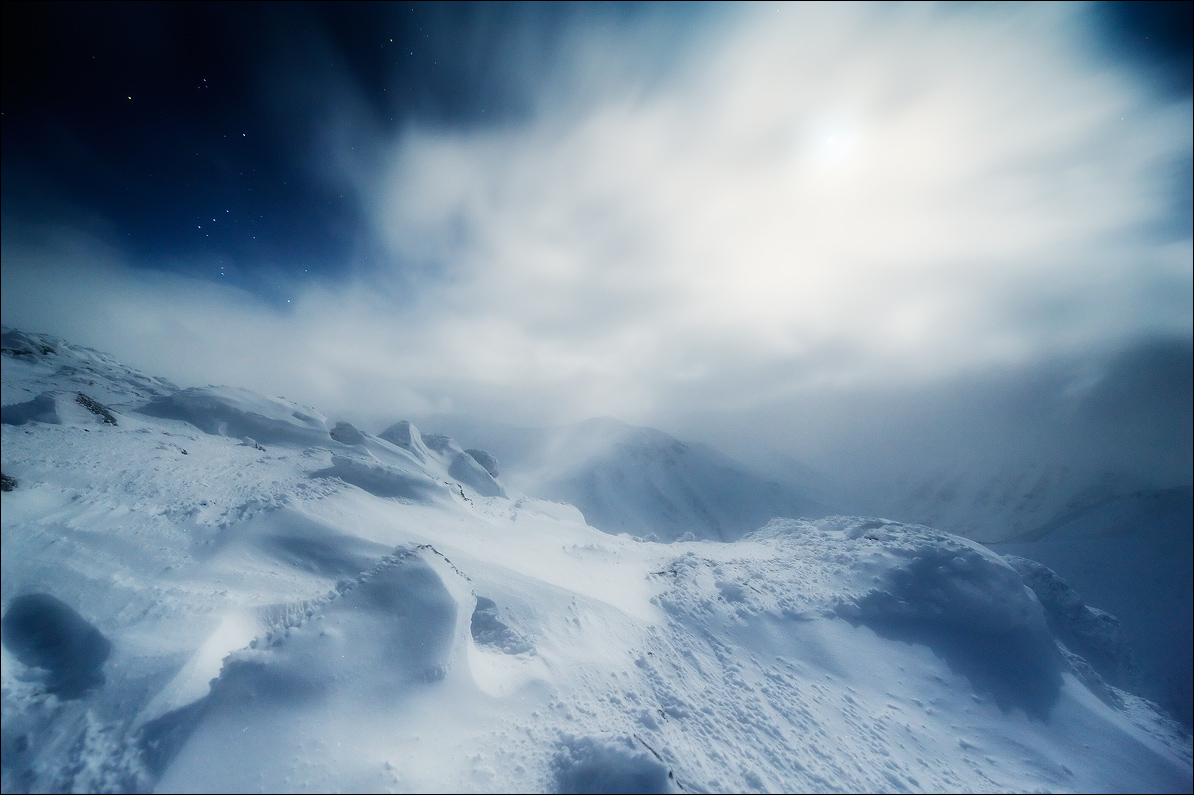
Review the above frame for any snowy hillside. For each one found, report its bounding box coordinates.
[2,328,1191,793]
[991,486,1193,728]
[852,464,1148,545]
[422,416,827,542]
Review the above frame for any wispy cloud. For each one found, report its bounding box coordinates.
[3,3,1190,434]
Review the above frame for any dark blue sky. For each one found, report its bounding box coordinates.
[3,2,1188,301]
[1,2,699,299]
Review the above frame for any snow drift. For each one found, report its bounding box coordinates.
[2,328,1190,793]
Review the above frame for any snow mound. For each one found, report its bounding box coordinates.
[552,734,674,794]
[242,548,458,686]
[377,422,506,497]
[831,521,1062,717]
[142,548,464,789]
[465,449,499,477]
[627,516,1190,791]
[311,455,447,503]
[1,393,60,426]
[378,420,431,461]
[327,421,367,446]
[1,391,121,427]
[1005,555,1140,693]
[139,387,331,447]
[400,429,507,498]
[991,486,1193,726]
[449,450,506,498]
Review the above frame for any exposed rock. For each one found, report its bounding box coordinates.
[76,393,118,425]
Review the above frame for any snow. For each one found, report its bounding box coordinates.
[378,420,431,462]
[1003,556,1140,699]
[2,328,1191,793]
[991,488,1193,727]
[1,594,112,699]
[139,386,334,448]
[454,417,826,542]
[856,464,1146,545]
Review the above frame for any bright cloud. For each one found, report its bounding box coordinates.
[364,3,1191,414]
[3,3,1190,428]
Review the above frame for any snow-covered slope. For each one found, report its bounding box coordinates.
[857,464,1150,544]
[427,416,827,542]
[2,329,1191,793]
[990,486,1194,728]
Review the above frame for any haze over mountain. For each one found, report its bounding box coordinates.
[3,328,1191,792]
[419,415,828,543]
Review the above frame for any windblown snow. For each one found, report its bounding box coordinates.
[2,328,1190,793]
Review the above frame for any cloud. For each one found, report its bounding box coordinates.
[362,3,1191,415]
[3,3,1190,435]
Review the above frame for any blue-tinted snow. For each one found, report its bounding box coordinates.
[2,329,1190,792]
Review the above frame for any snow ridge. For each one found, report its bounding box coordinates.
[2,328,1191,793]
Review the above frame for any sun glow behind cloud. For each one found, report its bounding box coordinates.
[357,3,1190,416]
[2,3,1190,428]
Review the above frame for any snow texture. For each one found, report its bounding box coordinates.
[552,734,673,793]
[991,487,1193,727]
[466,449,500,478]
[2,327,1191,793]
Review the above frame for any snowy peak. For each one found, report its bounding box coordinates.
[517,418,827,541]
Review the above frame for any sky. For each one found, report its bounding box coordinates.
[2,1,1191,486]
